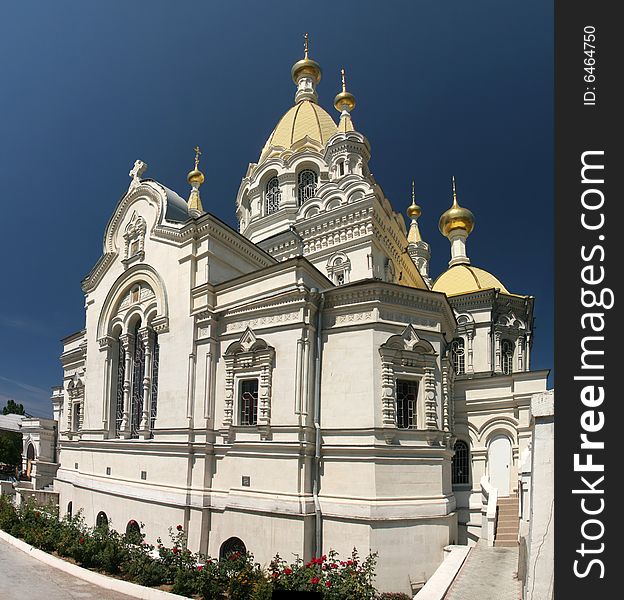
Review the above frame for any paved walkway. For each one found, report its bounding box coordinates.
[444,541,520,600]
[0,536,134,599]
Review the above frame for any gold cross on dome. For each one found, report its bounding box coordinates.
[194,146,201,169]
[304,33,309,58]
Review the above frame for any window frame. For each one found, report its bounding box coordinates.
[452,440,471,486]
[395,378,419,429]
[297,169,318,206]
[238,378,259,426]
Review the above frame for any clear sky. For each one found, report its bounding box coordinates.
[0,0,553,417]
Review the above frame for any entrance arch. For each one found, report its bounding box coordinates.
[488,434,511,496]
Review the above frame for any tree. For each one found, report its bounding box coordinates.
[2,399,25,416]
[0,431,22,471]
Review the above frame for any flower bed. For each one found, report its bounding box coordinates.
[0,496,389,599]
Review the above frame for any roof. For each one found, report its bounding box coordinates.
[0,413,26,433]
[262,100,338,154]
[432,264,509,296]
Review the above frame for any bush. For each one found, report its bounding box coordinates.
[0,498,382,599]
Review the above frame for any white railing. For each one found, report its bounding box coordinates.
[480,476,498,546]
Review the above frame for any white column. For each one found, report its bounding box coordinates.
[139,328,153,438]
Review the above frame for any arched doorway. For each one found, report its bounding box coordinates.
[488,435,512,496]
[219,537,246,560]
[26,443,35,478]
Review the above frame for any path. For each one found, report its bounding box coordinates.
[444,540,520,600]
[0,535,135,599]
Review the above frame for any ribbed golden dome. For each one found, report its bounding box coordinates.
[262,100,338,153]
[439,177,475,237]
[291,33,321,84]
[432,264,509,296]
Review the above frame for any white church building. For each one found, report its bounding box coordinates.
[50,40,549,594]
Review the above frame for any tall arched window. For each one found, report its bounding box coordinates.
[115,334,125,436]
[67,501,73,518]
[130,320,145,438]
[265,177,281,214]
[452,440,470,485]
[150,334,159,430]
[297,169,317,206]
[502,340,514,375]
[451,338,465,375]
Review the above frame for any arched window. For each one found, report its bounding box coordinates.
[67,502,73,518]
[220,537,246,560]
[502,340,514,375]
[265,177,281,214]
[452,440,470,485]
[451,338,465,375]
[126,520,142,543]
[130,320,145,438]
[150,333,159,430]
[96,511,109,529]
[115,334,126,436]
[297,169,317,206]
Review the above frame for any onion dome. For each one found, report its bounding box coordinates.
[187,146,205,217]
[291,33,322,86]
[438,176,475,237]
[334,68,356,113]
[407,180,422,219]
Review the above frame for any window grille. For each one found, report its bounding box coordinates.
[396,379,418,429]
[150,334,159,430]
[452,440,470,484]
[130,321,145,438]
[266,177,281,214]
[239,379,259,426]
[297,169,317,206]
[115,340,125,435]
[502,340,514,375]
[451,338,465,375]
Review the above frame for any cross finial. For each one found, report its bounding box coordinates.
[412,180,415,203]
[341,68,346,92]
[452,176,458,204]
[304,32,309,58]
[194,146,201,170]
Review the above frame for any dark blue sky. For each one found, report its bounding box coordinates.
[0,1,553,416]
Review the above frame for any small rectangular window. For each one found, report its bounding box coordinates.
[396,379,418,429]
[239,379,259,426]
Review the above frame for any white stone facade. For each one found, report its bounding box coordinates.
[50,50,550,595]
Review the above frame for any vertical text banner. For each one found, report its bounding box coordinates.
[555,0,621,596]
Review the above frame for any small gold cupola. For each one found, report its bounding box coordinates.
[438,176,475,238]
[439,176,475,267]
[291,33,322,103]
[406,180,432,287]
[187,146,205,218]
[334,68,356,132]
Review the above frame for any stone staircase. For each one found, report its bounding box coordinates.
[494,493,519,547]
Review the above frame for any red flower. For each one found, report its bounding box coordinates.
[310,577,320,585]
[79,538,84,544]
[331,563,338,569]
[347,559,354,566]
[284,568,293,575]
[305,561,313,568]
[176,524,183,531]
[34,511,41,518]
[325,581,332,587]
[197,565,203,571]
[172,547,178,554]
[272,572,279,578]
[321,554,327,561]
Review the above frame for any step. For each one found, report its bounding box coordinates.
[497,516,519,525]
[496,525,519,534]
[494,540,518,547]
[495,533,519,541]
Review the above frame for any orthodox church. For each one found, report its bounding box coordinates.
[49,38,548,594]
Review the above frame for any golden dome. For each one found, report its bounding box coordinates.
[439,176,474,237]
[262,100,338,154]
[187,168,204,185]
[432,264,509,296]
[407,180,421,219]
[291,33,322,84]
[334,68,356,113]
